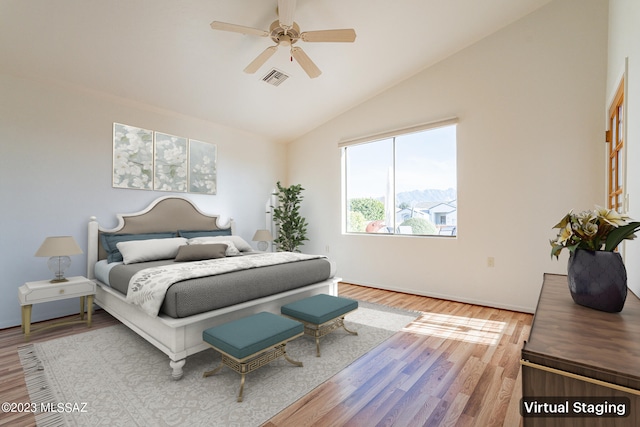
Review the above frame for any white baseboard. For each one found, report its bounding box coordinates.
[339,280,535,314]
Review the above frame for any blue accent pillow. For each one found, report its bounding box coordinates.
[178,229,232,239]
[100,232,176,263]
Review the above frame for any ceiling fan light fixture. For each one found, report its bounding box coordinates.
[278,34,292,47]
[211,0,354,79]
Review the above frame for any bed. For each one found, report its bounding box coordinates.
[87,196,339,379]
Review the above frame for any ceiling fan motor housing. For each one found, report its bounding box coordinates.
[270,21,300,45]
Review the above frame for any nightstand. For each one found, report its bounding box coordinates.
[18,276,96,338]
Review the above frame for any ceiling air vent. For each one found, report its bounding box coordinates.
[262,68,289,86]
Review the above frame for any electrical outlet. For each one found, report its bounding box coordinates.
[487,257,495,267]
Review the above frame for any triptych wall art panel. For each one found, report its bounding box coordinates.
[112,123,217,195]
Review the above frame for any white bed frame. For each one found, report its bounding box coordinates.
[87,196,338,380]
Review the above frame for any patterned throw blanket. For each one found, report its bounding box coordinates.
[126,252,325,317]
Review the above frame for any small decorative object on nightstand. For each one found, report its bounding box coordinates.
[34,236,83,282]
[18,276,96,338]
[252,229,273,251]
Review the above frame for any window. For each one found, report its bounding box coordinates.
[341,119,457,236]
[607,78,624,212]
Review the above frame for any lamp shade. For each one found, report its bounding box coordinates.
[252,229,273,251]
[252,229,273,242]
[35,236,83,257]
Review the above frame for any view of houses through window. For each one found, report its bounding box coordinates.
[342,122,457,236]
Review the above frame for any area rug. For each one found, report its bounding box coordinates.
[19,302,418,426]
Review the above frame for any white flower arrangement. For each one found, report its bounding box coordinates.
[550,206,640,258]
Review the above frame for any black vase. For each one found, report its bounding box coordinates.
[567,249,627,313]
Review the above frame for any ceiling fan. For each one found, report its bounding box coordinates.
[210,0,356,78]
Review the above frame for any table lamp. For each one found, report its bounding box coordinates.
[35,236,83,282]
[252,229,273,251]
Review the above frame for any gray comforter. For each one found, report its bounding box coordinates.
[109,254,332,318]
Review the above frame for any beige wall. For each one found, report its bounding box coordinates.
[287,0,608,312]
[608,0,640,297]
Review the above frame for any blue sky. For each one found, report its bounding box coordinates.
[345,125,457,199]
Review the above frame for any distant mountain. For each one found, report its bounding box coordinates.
[369,188,456,206]
[395,188,456,206]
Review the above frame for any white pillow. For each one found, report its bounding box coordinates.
[187,235,252,252]
[116,237,187,264]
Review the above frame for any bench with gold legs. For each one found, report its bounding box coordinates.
[281,294,358,357]
[202,311,303,402]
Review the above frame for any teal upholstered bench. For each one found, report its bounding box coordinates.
[281,294,358,357]
[202,312,303,402]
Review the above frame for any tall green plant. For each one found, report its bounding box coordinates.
[272,181,309,252]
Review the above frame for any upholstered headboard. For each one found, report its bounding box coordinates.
[87,196,234,278]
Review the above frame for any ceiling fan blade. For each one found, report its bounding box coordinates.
[291,47,321,78]
[301,29,357,43]
[277,0,297,29]
[244,46,278,74]
[210,21,269,37]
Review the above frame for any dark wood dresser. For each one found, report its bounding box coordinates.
[521,273,640,426]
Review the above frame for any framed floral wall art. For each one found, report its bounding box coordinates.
[188,139,217,194]
[112,123,154,190]
[154,132,188,192]
[112,123,216,195]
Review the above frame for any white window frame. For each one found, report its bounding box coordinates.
[340,117,458,236]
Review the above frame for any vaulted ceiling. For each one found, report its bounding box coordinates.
[0,0,552,143]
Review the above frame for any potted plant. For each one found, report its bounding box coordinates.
[272,181,308,252]
[550,206,640,312]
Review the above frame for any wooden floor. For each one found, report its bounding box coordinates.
[0,283,531,427]
[265,284,532,427]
